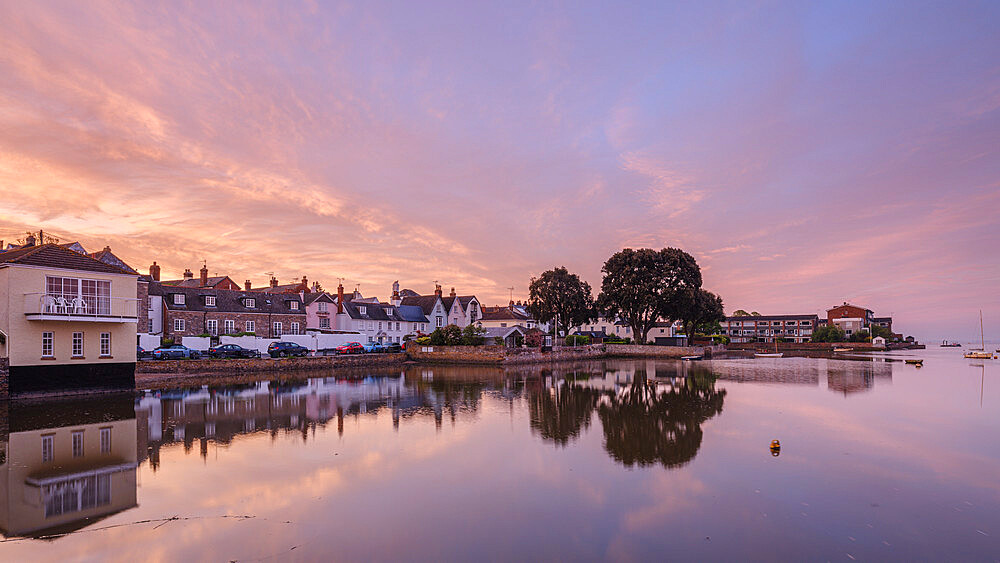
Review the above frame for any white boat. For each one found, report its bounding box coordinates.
[833,347,851,352]
[964,311,993,360]
[681,355,703,361]
[754,352,783,358]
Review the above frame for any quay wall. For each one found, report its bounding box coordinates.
[406,344,715,365]
[136,353,406,376]
[726,342,881,352]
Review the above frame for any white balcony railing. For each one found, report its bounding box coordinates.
[24,293,138,322]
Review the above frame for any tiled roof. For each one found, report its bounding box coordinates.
[88,247,137,274]
[342,300,391,321]
[0,244,135,275]
[480,307,530,321]
[159,284,305,314]
[162,276,234,288]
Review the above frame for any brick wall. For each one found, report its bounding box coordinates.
[136,353,405,376]
[164,310,307,342]
[137,280,149,333]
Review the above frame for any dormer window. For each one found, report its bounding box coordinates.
[205,296,216,307]
[244,298,255,308]
[173,294,185,305]
[385,307,393,316]
[359,306,367,315]
[289,301,299,310]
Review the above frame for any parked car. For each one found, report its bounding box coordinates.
[267,341,310,358]
[207,344,259,359]
[363,342,385,353]
[137,345,149,359]
[385,342,402,353]
[335,342,364,355]
[152,345,201,360]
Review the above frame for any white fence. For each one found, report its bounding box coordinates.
[138,333,162,351]
[182,336,212,351]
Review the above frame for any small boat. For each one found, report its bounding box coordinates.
[754,352,783,358]
[904,359,924,365]
[964,311,993,360]
[940,340,962,347]
[681,355,703,361]
[833,347,851,352]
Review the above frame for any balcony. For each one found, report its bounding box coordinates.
[24,293,138,323]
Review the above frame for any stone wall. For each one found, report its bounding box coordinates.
[136,353,405,376]
[405,344,714,365]
[726,342,880,352]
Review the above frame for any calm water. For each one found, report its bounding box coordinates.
[1,348,999,561]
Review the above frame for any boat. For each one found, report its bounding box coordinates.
[940,340,962,347]
[964,311,993,359]
[904,359,924,365]
[681,355,703,361]
[755,338,783,358]
[833,347,851,352]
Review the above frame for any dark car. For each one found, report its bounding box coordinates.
[385,342,402,353]
[335,342,364,355]
[152,345,201,360]
[268,341,310,358]
[207,344,259,359]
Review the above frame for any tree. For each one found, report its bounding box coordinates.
[870,325,892,340]
[675,288,725,338]
[460,323,486,345]
[811,325,846,343]
[429,324,463,345]
[598,248,702,343]
[849,329,871,343]
[527,267,596,337]
[733,309,751,317]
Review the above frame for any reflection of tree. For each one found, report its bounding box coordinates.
[598,369,725,469]
[528,383,599,446]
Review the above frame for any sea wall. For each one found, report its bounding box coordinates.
[405,344,714,365]
[136,353,406,376]
[726,342,881,352]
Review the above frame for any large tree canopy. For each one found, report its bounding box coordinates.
[527,266,596,336]
[597,248,702,342]
[675,288,726,338]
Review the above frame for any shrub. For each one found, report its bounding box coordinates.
[160,337,175,347]
[461,324,486,346]
[564,335,591,346]
[415,336,431,345]
[195,333,211,338]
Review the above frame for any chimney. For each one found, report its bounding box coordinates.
[103,245,111,253]
[149,261,161,281]
[24,234,36,247]
[391,281,401,306]
[311,281,319,292]
[270,276,278,288]
[183,268,193,280]
[200,263,209,287]
[245,279,252,291]
[337,283,345,314]
[509,300,515,308]
[450,287,456,298]
[434,284,442,297]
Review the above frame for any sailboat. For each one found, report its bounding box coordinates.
[755,335,783,358]
[964,311,993,359]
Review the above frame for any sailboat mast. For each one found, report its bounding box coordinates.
[981,310,985,350]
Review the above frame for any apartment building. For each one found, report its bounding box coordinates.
[720,314,819,343]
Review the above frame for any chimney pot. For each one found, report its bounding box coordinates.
[450,287,456,297]
[270,276,278,288]
[434,284,442,297]
[183,268,193,279]
[337,283,345,314]
[245,279,252,291]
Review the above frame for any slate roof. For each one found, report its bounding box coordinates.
[0,244,135,275]
[88,246,137,274]
[399,288,420,298]
[302,292,335,305]
[480,307,531,322]
[397,305,430,323]
[341,300,391,321]
[159,285,305,314]
[400,295,442,316]
[483,326,527,340]
[161,276,235,288]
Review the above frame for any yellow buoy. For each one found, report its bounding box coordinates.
[770,439,781,456]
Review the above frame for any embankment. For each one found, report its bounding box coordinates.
[405,343,719,365]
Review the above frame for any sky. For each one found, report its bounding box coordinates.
[0,1,997,341]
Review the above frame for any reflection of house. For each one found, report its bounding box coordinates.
[0,243,138,395]
[0,395,138,537]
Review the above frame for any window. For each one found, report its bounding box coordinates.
[290,322,299,334]
[318,302,328,313]
[273,322,282,337]
[224,319,235,334]
[246,320,255,333]
[359,306,367,315]
[367,321,374,330]
[378,322,383,330]
[206,319,218,336]
[205,296,216,307]
[46,276,111,315]
[173,318,185,332]
[385,308,393,316]
[43,474,111,517]
[42,332,54,357]
[100,427,112,453]
[396,322,400,331]
[436,316,443,328]
[72,431,84,457]
[173,294,185,305]
[42,435,54,462]
[500,323,507,328]
[289,301,299,310]
[100,332,111,356]
[244,298,255,308]
[319,318,330,329]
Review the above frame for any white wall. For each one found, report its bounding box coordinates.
[221,335,278,354]
[183,336,212,351]
[138,333,161,351]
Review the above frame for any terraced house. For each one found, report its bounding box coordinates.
[160,285,305,343]
[0,243,138,396]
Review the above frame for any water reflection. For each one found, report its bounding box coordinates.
[0,395,138,538]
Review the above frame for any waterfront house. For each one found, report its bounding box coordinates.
[0,243,138,395]
[160,285,305,342]
[441,287,481,327]
[479,302,545,331]
[826,303,874,337]
[400,285,449,330]
[303,292,337,331]
[720,314,819,343]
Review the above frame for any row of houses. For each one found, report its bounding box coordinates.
[719,302,895,343]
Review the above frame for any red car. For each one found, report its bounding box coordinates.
[335,342,364,355]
